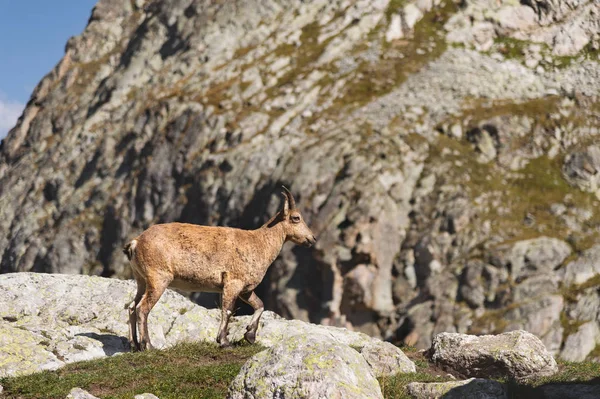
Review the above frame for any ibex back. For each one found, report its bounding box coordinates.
[124,187,316,350]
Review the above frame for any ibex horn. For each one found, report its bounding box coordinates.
[281,185,296,210]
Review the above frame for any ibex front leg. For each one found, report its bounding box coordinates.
[217,272,244,348]
[240,291,264,344]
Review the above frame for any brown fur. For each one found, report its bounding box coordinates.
[125,187,316,350]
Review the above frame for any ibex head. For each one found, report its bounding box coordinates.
[280,186,316,247]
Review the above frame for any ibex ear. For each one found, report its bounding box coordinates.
[281,191,290,217]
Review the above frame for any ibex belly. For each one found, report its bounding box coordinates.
[169,278,223,292]
[169,252,226,292]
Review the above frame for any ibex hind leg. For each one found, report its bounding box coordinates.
[239,291,264,344]
[136,276,170,351]
[127,277,146,352]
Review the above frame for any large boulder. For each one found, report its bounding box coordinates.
[0,273,414,378]
[429,330,558,381]
[227,333,383,399]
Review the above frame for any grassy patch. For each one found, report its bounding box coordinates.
[380,346,454,398]
[561,274,600,303]
[0,342,263,399]
[380,371,451,398]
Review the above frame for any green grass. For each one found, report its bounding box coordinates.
[379,346,454,398]
[380,371,452,398]
[0,342,263,399]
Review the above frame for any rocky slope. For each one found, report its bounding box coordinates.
[1,0,600,361]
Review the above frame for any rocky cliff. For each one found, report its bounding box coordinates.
[1,0,600,361]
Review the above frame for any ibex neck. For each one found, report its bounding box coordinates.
[257,220,286,269]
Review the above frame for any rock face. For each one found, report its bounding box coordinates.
[1,0,600,363]
[429,331,558,381]
[445,0,600,56]
[406,378,507,399]
[227,333,384,399]
[0,273,413,378]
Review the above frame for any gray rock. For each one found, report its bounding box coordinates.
[430,330,558,381]
[508,237,572,280]
[563,146,600,196]
[406,378,507,399]
[134,394,160,399]
[386,14,403,42]
[227,333,383,399]
[66,388,100,399]
[359,340,416,376]
[561,245,600,286]
[504,295,564,354]
[403,4,423,31]
[560,321,600,362]
[565,288,600,322]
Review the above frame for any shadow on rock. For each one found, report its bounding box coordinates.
[76,333,130,356]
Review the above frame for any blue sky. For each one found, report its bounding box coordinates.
[0,1,97,137]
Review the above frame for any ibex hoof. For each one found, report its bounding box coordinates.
[219,340,232,348]
[244,331,256,344]
[140,341,154,351]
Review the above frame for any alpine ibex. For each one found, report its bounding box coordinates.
[123,187,316,350]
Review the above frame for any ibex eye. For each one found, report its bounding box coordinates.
[291,215,301,223]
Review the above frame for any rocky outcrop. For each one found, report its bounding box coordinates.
[1,0,600,364]
[0,273,413,378]
[227,333,384,399]
[429,331,558,381]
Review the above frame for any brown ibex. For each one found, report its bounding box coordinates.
[123,186,316,350]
